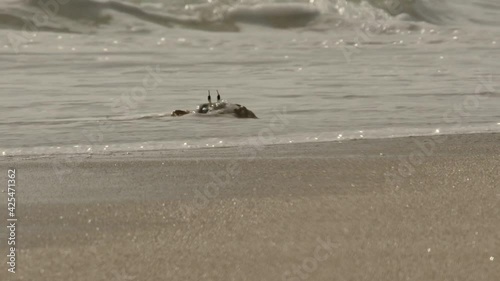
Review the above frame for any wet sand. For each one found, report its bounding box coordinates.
[1,133,499,281]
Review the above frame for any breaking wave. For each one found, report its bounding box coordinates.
[0,0,498,34]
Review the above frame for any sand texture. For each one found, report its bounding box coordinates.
[0,133,499,281]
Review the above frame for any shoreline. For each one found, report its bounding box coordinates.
[1,131,499,161]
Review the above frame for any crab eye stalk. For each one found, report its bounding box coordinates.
[208,90,212,104]
[216,90,221,102]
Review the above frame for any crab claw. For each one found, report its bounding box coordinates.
[171,110,191,117]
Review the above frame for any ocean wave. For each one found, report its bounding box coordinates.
[0,0,498,34]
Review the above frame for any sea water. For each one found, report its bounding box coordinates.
[0,0,499,155]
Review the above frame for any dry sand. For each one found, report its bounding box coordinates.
[0,133,499,281]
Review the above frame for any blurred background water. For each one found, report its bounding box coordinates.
[0,0,499,155]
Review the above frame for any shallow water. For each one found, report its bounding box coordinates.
[1,0,499,155]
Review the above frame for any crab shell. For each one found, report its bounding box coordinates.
[171,101,257,118]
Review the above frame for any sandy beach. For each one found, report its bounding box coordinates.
[1,133,499,281]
